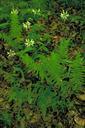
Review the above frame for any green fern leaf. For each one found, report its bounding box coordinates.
[10,9,22,41]
[70,53,85,92]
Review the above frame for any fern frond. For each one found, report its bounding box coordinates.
[58,38,70,62]
[70,53,85,92]
[0,33,18,48]
[10,9,22,41]
[19,53,37,72]
[38,52,65,85]
[0,22,9,30]
[37,87,57,116]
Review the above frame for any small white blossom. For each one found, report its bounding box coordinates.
[7,49,16,57]
[25,39,35,47]
[11,9,18,15]
[23,21,31,30]
[60,10,69,21]
[32,9,41,15]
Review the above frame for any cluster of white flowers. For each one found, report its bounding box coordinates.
[23,21,31,30]
[11,9,18,15]
[32,9,41,15]
[60,10,69,21]
[25,39,35,47]
[7,49,16,57]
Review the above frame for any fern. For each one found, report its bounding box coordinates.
[36,39,70,84]
[37,52,64,85]
[0,111,12,127]
[10,9,22,41]
[58,38,70,61]
[8,86,33,106]
[19,53,37,72]
[19,39,84,91]
[18,39,85,116]
[0,22,9,30]
[0,32,17,48]
[0,8,23,50]
[37,87,57,116]
[69,53,85,92]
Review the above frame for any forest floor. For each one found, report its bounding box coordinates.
[0,0,85,128]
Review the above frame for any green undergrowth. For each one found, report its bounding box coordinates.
[0,0,85,128]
